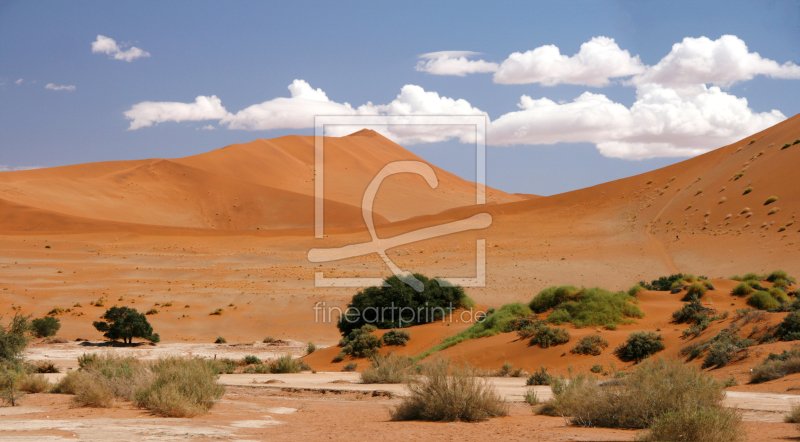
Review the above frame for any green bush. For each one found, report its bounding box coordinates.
[526,366,554,386]
[637,406,744,442]
[338,324,382,358]
[682,282,707,301]
[382,329,410,346]
[135,357,225,417]
[528,324,570,348]
[764,196,778,205]
[749,347,800,383]
[31,316,60,338]
[214,336,226,344]
[731,282,754,297]
[571,335,609,356]
[0,314,31,366]
[551,358,728,430]
[672,300,715,324]
[530,286,644,329]
[306,342,317,355]
[702,331,755,369]
[360,353,414,384]
[243,355,261,365]
[638,274,685,291]
[627,285,645,297]
[590,364,604,374]
[342,362,357,372]
[390,358,508,422]
[337,274,474,336]
[786,404,800,423]
[776,312,800,341]
[614,332,665,363]
[747,291,780,310]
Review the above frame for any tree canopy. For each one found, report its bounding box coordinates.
[92,307,160,344]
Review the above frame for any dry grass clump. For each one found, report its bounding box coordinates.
[135,356,225,417]
[571,335,609,356]
[70,353,149,407]
[390,358,508,422]
[764,196,778,205]
[749,347,800,383]
[548,358,740,440]
[268,354,303,373]
[636,406,744,442]
[360,353,415,384]
[785,403,800,423]
[18,373,50,393]
[743,187,753,195]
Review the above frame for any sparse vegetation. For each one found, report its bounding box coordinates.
[637,406,744,442]
[731,282,755,297]
[614,331,665,363]
[390,358,508,422]
[306,342,317,354]
[214,336,226,344]
[548,358,736,435]
[527,324,570,348]
[764,196,778,205]
[638,274,685,291]
[337,324,383,358]
[134,356,226,417]
[750,347,800,383]
[776,312,800,341]
[269,354,303,373]
[526,366,554,386]
[571,335,609,356]
[360,353,414,384]
[209,308,224,316]
[747,290,781,310]
[682,282,707,301]
[342,362,358,372]
[590,364,604,373]
[743,187,753,195]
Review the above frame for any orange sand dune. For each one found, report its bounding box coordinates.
[2,115,800,389]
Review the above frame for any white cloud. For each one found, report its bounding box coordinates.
[492,37,645,87]
[415,51,499,76]
[489,83,785,159]
[197,124,216,130]
[0,165,42,172]
[15,78,23,85]
[124,95,229,130]
[45,83,75,91]
[632,35,800,87]
[91,35,150,62]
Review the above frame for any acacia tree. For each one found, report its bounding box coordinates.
[93,307,160,344]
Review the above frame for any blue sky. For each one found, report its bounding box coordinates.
[1,0,799,195]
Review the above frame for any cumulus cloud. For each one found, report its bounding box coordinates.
[415,51,499,76]
[632,35,800,87]
[493,37,645,87]
[124,95,229,130]
[92,35,150,62]
[490,83,785,159]
[45,83,75,91]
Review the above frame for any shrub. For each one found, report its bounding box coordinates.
[145,309,159,315]
[31,316,60,338]
[524,389,539,405]
[766,270,790,282]
[92,307,159,344]
[360,353,414,384]
[702,331,755,369]
[243,355,261,365]
[683,282,707,301]
[786,403,800,423]
[72,353,150,407]
[50,369,84,394]
[747,291,780,310]
[764,196,778,205]
[627,285,645,297]
[672,300,715,324]
[529,324,570,348]
[731,282,754,297]
[342,362,357,372]
[338,324,382,358]
[590,364,604,373]
[571,335,609,356]
[209,308,224,316]
[134,356,225,417]
[306,342,317,354]
[776,312,800,341]
[0,313,32,366]
[783,143,792,149]
[214,336,227,344]
[18,372,50,393]
[382,329,411,346]
[269,354,302,373]
[390,358,508,422]
[332,351,346,363]
[263,337,275,343]
[743,187,753,195]
[638,274,685,291]
[526,366,554,386]
[533,287,644,329]
[615,332,665,363]
[551,358,727,430]
[32,361,59,373]
[637,406,744,442]
[795,139,800,145]
[337,274,474,336]
[749,347,800,383]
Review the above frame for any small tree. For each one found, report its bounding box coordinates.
[31,316,61,338]
[0,314,31,366]
[92,307,159,344]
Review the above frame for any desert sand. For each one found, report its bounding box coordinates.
[1,114,800,440]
